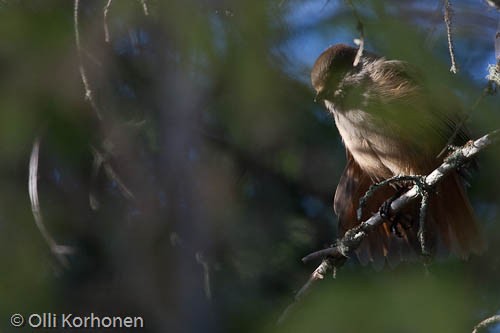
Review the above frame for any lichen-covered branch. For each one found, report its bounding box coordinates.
[487,60,500,88]
[444,0,458,73]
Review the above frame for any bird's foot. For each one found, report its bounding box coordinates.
[389,215,413,238]
[379,198,392,221]
[379,187,405,220]
[379,188,411,238]
[358,174,431,222]
[390,220,403,238]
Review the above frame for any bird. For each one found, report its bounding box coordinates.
[311,43,484,269]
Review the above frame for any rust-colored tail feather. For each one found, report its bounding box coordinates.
[431,172,484,258]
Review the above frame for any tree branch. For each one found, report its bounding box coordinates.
[444,0,458,73]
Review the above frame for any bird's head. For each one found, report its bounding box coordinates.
[311,44,358,103]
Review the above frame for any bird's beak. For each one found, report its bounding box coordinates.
[314,90,327,103]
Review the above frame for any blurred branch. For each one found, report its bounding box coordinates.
[139,0,149,16]
[103,0,113,43]
[89,146,104,210]
[279,129,500,323]
[74,0,102,120]
[196,252,212,301]
[90,146,135,204]
[320,0,331,11]
[76,0,138,208]
[171,232,213,301]
[28,137,75,269]
[444,0,458,73]
[472,314,500,333]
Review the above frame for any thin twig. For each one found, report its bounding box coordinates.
[196,252,212,301]
[102,163,135,201]
[280,129,500,323]
[139,0,149,16]
[320,0,331,12]
[418,190,430,256]
[346,0,364,67]
[103,0,113,43]
[100,156,135,201]
[89,146,104,210]
[29,137,74,268]
[74,0,102,120]
[89,146,135,203]
[444,0,458,73]
[472,314,500,333]
[277,260,333,324]
[171,233,213,301]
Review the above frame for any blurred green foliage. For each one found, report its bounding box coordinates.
[278,269,478,333]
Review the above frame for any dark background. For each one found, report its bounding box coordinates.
[0,0,499,332]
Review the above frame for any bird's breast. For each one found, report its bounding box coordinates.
[325,101,425,179]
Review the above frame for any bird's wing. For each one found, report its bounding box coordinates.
[366,59,471,148]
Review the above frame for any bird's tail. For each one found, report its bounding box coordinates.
[429,172,485,258]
